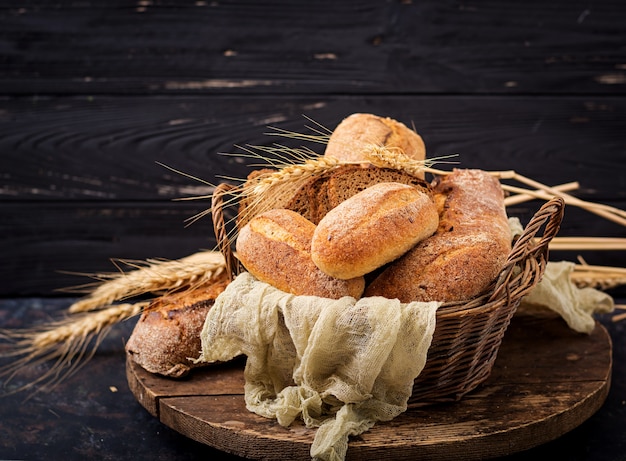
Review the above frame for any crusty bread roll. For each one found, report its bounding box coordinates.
[365,169,512,302]
[324,113,426,172]
[125,271,230,377]
[311,182,438,280]
[236,208,365,299]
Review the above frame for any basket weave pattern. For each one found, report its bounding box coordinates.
[212,183,565,404]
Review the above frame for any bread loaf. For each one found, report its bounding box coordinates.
[311,182,439,280]
[125,271,230,377]
[324,113,426,172]
[236,208,365,299]
[365,169,512,302]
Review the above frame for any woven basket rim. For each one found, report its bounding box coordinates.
[211,178,564,313]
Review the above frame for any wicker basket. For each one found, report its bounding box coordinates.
[211,181,565,405]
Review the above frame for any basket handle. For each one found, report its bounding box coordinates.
[212,182,242,282]
[488,196,565,303]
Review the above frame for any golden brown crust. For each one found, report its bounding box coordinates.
[125,271,230,377]
[235,208,365,299]
[324,113,426,171]
[364,169,512,302]
[311,182,439,280]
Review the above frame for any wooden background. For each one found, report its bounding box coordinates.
[1,0,625,297]
[0,1,625,460]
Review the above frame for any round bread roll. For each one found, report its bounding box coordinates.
[236,208,365,299]
[125,270,230,378]
[310,182,439,280]
[324,113,426,175]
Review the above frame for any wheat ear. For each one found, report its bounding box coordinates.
[1,251,228,396]
[0,302,146,397]
[66,250,226,313]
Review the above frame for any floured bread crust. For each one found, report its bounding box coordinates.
[236,208,365,299]
[324,113,426,170]
[365,169,512,302]
[311,182,439,280]
[125,271,230,377]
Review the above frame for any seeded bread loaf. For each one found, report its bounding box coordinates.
[365,169,512,302]
[311,182,439,280]
[236,208,365,299]
[125,271,230,377]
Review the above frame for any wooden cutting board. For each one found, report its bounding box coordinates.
[126,315,612,461]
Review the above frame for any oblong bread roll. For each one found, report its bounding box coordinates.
[311,182,439,280]
[324,113,426,173]
[235,208,365,299]
[365,169,512,303]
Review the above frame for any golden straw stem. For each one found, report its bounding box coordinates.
[613,310,626,322]
[504,182,579,206]
[511,172,626,227]
[544,237,626,251]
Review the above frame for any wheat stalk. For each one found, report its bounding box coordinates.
[0,302,146,397]
[613,306,626,323]
[248,155,342,197]
[65,250,226,313]
[504,182,580,206]
[363,144,457,177]
[1,251,229,396]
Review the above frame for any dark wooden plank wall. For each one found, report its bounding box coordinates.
[1,0,625,297]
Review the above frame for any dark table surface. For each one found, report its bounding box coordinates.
[1,1,625,459]
[0,297,625,461]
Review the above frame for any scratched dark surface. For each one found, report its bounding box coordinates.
[1,1,625,460]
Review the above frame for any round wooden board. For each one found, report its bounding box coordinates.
[127,315,612,461]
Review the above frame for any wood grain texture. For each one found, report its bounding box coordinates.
[1,201,219,295]
[2,95,624,296]
[126,315,612,461]
[0,96,626,295]
[1,1,624,95]
[2,95,624,202]
[2,1,625,297]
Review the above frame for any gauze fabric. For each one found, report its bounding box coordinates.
[198,272,440,461]
[518,261,614,333]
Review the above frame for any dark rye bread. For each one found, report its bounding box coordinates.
[318,165,431,221]
[237,164,431,228]
[125,271,230,378]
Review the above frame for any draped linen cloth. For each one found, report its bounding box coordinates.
[518,261,614,333]
[197,272,441,461]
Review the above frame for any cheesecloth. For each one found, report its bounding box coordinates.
[197,271,441,461]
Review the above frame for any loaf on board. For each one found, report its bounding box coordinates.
[125,270,230,377]
[311,182,439,280]
[235,208,366,299]
[365,169,512,302]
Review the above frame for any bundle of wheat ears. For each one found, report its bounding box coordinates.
[1,119,625,396]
